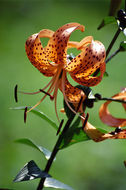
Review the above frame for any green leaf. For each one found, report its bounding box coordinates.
[97,128,108,133]
[103,16,117,26]
[120,41,126,51]
[15,138,53,160]
[98,16,117,30]
[44,177,74,190]
[70,116,81,129]
[11,106,58,130]
[13,160,50,182]
[59,127,90,149]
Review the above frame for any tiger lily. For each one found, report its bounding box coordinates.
[25,22,106,118]
[83,89,126,142]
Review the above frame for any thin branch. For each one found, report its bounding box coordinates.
[93,28,121,77]
[106,28,121,58]
[106,47,121,63]
[101,97,126,104]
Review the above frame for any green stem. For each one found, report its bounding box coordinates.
[106,47,121,63]
[36,96,83,190]
[106,28,121,58]
[36,113,76,190]
[101,97,126,104]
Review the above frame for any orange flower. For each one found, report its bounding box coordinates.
[83,89,126,142]
[25,23,106,117]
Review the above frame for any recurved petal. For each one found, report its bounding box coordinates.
[59,74,86,104]
[67,36,93,49]
[69,62,106,86]
[84,121,126,142]
[46,23,85,64]
[25,29,57,77]
[99,90,126,127]
[66,40,106,86]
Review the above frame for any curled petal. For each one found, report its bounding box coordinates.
[59,73,86,103]
[66,40,106,86]
[68,36,93,50]
[99,90,126,127]
[46,23,85,64]
[84,122,126,142]
[25,29,57,76]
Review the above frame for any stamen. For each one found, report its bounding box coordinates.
[14,84,18,102]
[24,107,28,123]
[53,81,60,122]
[62,71,85,120]
[39,89,54,100]
[18,90,41,95]
[27,94,47,113]
[56,119,64,136]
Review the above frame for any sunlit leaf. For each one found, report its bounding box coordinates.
[15,138,53,160]
[44,177,74,190]
[98,16,117,30]
[59,127,90,149]
[13,160,50,182]
[120,41,126,51]
[11,106,58,130]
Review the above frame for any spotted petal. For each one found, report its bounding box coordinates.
[68,36,93,49]
[59,73,86,104]
[46,23,85,64]
[99,90,126,127]
[25,29,57,76]
[66,40,106,86]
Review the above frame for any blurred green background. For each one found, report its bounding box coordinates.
[0,0,126,189]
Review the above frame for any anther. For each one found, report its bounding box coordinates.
[14,84,18,102]
[39,89,54,100]
[24,107,28,123]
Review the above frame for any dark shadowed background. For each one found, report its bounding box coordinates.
[0,0,126,189]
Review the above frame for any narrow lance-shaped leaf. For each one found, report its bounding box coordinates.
[59,127,90,149]
[13,160,50,182]
[44,177,74,190]
[15,138,54,160]
[11,106,58,130]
